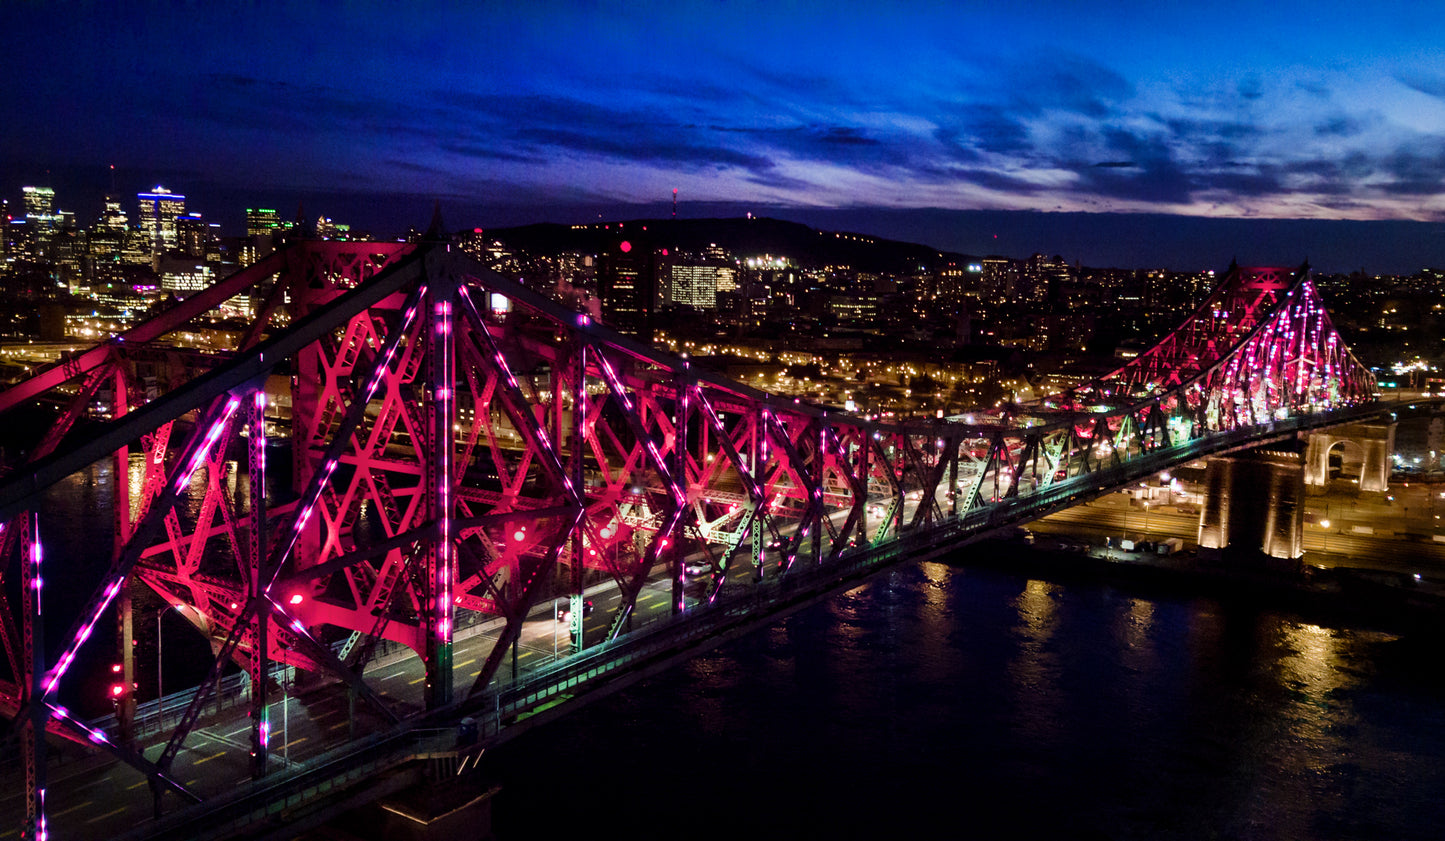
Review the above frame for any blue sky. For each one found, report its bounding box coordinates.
[7,2,1445,267]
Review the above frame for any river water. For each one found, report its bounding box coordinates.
[488,558,1445,841]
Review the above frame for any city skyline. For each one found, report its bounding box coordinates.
[7,2,1445,270]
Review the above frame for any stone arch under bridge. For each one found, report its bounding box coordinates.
[1304,421,1395,492]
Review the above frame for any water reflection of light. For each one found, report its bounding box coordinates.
[1279,622,1344,699]
[920,562,947,610]
[1015,579,1057,641]
[1119,598,1155,654]
[1007,579,1062,741]
[127,452,147,504]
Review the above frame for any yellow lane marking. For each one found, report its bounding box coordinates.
[86,806,127,824]
[194,750,227,765]
[517,649,538,660]
[470,670,480,678]
[127,780,149,790]
[329,722,348,731]
[51,800,94,818]
[456,658,477,667]
[1,828,19,838]
[409,676,425,685]
[284,737,308,750]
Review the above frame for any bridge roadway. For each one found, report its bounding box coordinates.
[1,406,1392,840]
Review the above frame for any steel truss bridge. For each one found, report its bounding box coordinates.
[0,240,1377,839]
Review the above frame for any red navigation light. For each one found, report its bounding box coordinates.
[111,663,122,673]
[288,594,304,605]
[110,684,124,698]
[619,240,632,253]
[661,248,668,256]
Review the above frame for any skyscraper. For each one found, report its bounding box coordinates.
[245,207,283,238]
[665,264,720,309]
[21,186,56,258]
[175,213,208,257]
[137,186,185,254]
[21,185,54,222]
[95,195,128,235]
[597,241,656,341]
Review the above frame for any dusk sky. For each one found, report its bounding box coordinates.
[8,1,1445,271]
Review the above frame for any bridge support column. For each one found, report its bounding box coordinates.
[1303,421,1395,492]
[1198,441,1306,566]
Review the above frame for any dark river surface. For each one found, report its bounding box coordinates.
[488,557,1445,841]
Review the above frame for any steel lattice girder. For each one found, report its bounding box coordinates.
[971,264,1375,500]
[0,248,1377,819]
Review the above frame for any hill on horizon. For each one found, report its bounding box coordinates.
[477,216,980,274]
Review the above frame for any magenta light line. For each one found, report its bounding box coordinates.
[173,396,242,494]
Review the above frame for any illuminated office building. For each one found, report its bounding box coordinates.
[137,186,186,254]
[176,213,208,257]
[665,264,720,309]
[598,242,656,341]
[95,195,128,235]
[246,207,284,238]
[21,186,56,257]
[22,186,54,223]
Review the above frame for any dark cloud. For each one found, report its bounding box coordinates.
[437,142,548,165]
[936,106,1034,156]
[1093,161,1136,168]
[1198,167,1284,198]
[433,92,644,134]
[1314,116,1364,137]
[931,128,983,163]
[947,167,1047,194]
[1164,117,1263,143]
[430,91,780,174]
[1006,55,1132,118]
[1072,129,1193,204]
[727,125,916,172]
[1398,72,1445,99]
[518,128,776,173]
[1280,155,1372,194]
[739,169,819,193]
[1378,146,1445,194]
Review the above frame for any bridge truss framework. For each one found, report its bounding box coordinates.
[0,242,1376,838]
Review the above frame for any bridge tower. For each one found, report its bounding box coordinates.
[1303,421,1395,492]
[1198,441,1306,565]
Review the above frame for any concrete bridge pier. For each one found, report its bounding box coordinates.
[1304,421,1395,492]
[1198,442,1306,568]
